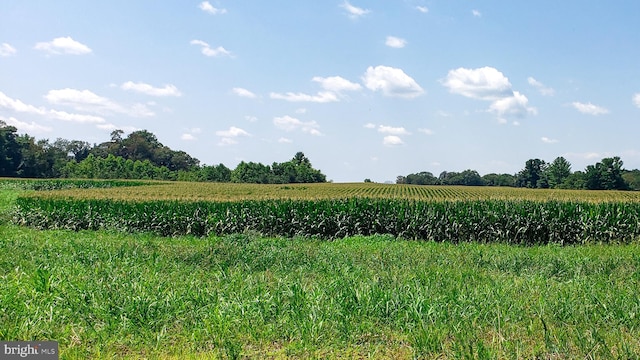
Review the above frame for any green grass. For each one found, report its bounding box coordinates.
[2,184,640,358]
[1,226,639,359]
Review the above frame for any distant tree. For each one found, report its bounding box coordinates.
[0,121,22,176]
[231,161,272,184]
[199,164,232,182]
[405,171,439,185]
[439,170,484,186]
[584,157,628,190]
[364,178,372,183]
[482,173,516,187]
[516,159,547,188]
[558,171,586,189]
[622,170,640,191]
[396,176,406,184]
[545,157,572,188]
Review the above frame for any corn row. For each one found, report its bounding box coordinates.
[12,197,640,244]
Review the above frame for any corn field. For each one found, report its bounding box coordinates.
[10,181,640,244]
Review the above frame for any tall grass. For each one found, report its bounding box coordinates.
[1,227,639,359]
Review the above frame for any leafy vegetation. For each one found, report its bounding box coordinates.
[12,181,640,243]
[1,228,639,359]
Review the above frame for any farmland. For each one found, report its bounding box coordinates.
[11,181,640,244]
[1,179,640,358]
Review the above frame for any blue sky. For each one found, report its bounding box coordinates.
[1,1,639,182]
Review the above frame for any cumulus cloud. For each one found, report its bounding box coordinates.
[45,88,154,117]
[215,126,250,146]
[378,125,410,135]
[199,1,227,14]
[215,126,251,138]
[472,10,482,17]
[527,77,555,96]
[383,135,404,146]
[0,43,17,57]
[245,115,258,122]
[442,66,536,121]
[0,91,46,115]
[541,137,559,144]
[312,76,362,93]
[49,110,105,123]
[273,115,322,135]
[190,39,232,57]
[418,128,434,135]
[363,65,424,99]
[633,93,640,108]
[571,101,609,115]
[232,87,257,99]
[270,91,338,103]
[385,36,407,49]
[121,82,182,97]
[34,36,91,55]
[278,137,293,144]
[363,123,376,129]
[97,123,138,132]
[416,6,428,13]
[341,1,370,19]
[489,91,537,119]
[181,134,196,141]
[442,67,512,100]
[5,117,52,133]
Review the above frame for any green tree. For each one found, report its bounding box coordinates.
[584,157,628,190]
[545,156,572,188]
[516,159,547,188]
[0,121,22,176]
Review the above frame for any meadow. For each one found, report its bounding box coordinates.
[1,179,640,359]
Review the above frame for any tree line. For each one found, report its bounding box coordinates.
[0,121,326,183]
[397,156,640,190]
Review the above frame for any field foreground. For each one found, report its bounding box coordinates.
[1,225,640,359]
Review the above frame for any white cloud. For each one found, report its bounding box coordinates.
[181,133,196,141]
[45,88,154,117]
[278,137,293,144]
[378,125,410,135]
[571,101,609,115]
[341,1,370,19]
[364,123,376,129]
[97,124,138,132]
[443,67,536,121]
[541,137,559,144]
[121,82,182,97]
[232,87,257,99]
[199,1,227,14]
[245,115,258,122]
[472,10,482,17]
[0,91,46,114]
[442,67,512,100]
[362,65,424,99]
[633,93,640,108]
[273,115,322,135]
[49,110,105,123]
[295,108,307,114]
[383,135,404,146]
[215,126,251,138]
[34,36,91,55]
[270,91,339,103]
[0,43,17,57]
[385,36,407,49]
[489,91,537,118]
[5,117,52,133]
[190,39,232,57]
[218,137,237,146]
[418,128,434,135]
[312,76,362,93]
[527,77,555,96]
[416,6,428,13]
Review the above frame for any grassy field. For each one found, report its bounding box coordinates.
[1,180,640,358]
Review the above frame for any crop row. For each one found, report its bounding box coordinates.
[23,181,640,203]
[12,196,640,244]
[0,178,157,191]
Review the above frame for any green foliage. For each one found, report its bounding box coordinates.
[584,156,628,190]
[516,158,547,188]
[13,195,640,244]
